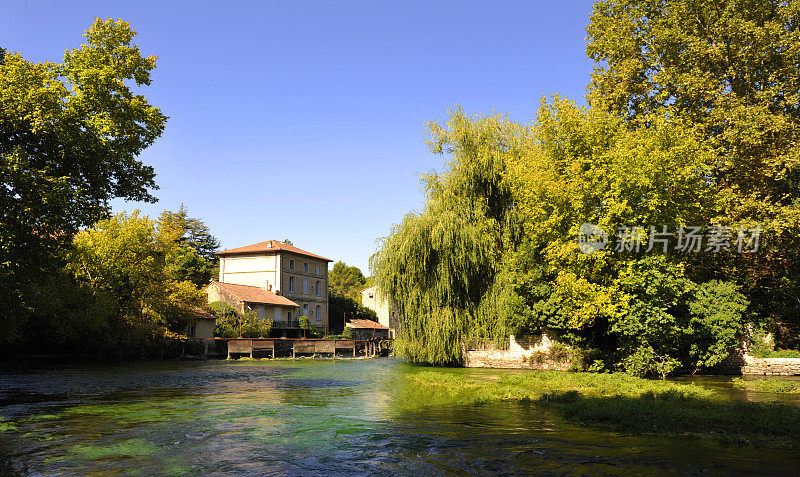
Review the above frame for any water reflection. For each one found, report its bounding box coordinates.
[0,359,798,475]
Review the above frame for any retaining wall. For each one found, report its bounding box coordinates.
[742,355,800,375]
[463,334,572,370]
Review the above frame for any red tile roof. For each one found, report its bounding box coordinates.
[216,240,332,262]
[209,281,298,307]
[189,306,217,320]
[345,319,389,330]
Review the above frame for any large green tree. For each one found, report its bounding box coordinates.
[66,212,204,349]
[374,99,751,371]
[159,204,221,263]
[159,205,220,286]
[328,261,368,300]
[0,18,166,341]
[372,109,523,364]
[586,0,800,329]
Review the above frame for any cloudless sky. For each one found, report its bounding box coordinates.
[2,0,596,273]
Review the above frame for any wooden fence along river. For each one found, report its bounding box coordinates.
[224,338,390,359]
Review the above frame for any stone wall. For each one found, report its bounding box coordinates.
[742,355,800,375]
[463,334,573,370]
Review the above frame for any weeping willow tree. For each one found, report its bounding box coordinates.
[371,109,527,364]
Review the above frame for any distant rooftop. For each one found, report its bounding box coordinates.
[345,319,389,330]
[208,281,299,307]
[216,240,332,262]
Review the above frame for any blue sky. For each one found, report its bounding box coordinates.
[2,0,595,273]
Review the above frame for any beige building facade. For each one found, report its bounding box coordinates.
[361,285,398,337]
[212,240,332,334]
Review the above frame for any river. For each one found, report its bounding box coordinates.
[1,358,798,475]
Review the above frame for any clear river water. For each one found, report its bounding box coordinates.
[1,358,799,476]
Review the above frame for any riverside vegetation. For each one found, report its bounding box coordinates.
[400,368,800,449]
[372,0,800,374]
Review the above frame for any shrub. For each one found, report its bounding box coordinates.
[619,345,680,379]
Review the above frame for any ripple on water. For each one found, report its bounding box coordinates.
[1,359,799,475]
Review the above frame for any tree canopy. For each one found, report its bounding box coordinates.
[17,211,208,355]
[0,18,165,342]
[586,0,800,324]
[373,0,800,370]
[329,261,368,300]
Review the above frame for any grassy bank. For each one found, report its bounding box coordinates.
[732,377,800,394]
[401,368,800,449]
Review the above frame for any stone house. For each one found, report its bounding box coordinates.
[361,285,398,337]
[210,240,332,335]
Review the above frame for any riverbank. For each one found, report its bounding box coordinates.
[401,368,800,449]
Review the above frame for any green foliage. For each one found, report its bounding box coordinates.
[758,349,800,359]
[159,205,220,264]
[66,212,204,344]
[373,109,523,364]
[0,18,165,342]
[328,261,367,300]
[586,0,800,332]
[14,211,213,354]
[611,260,749,376]
[732,378,800,394]
[208,301,237,319]
[343,326,353,340]
[213,306,272,338]
[402,368,800,448]
[618,345,681,379]
[159,205,218,286]
[165,246,212,286]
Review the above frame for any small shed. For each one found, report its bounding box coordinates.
[185,307,217,339]
[345,319,390,341]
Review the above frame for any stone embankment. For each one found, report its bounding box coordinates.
[463,335,572,370]
[464,335,800,375]
[742,355,800,375]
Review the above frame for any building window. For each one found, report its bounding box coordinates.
[289,259,294,270]
[316,265,320,275]
[316,281,321,296]
[287,311,292,322]
[316,305,321,322]
[289,276,295,292]
[303,278,308,295]
[303,303,309,317]
[304,262,308,273]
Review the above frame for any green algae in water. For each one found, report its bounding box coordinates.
[71,438,159,459]
[163,465,193,476]
[62,397,205,424]
[0,422,16,432]
[25,414,60,421]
